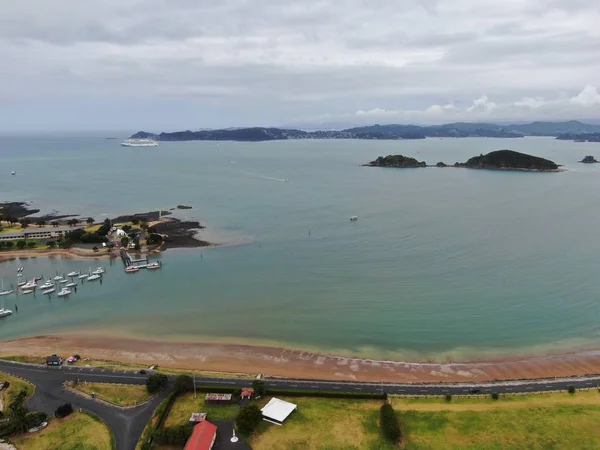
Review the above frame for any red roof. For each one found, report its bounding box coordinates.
[184,421,217,450]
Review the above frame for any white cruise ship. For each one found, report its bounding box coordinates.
[121,138,159,147]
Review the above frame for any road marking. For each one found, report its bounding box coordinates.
[585,382,593,386]
[398,389,406,392]
[333,386,340,389]
[419,389,427,393]
[89,369,94,372]
[442,390,449,393]
[526,387,532,390]
[354,387,362,390]
[291,384,298,387]
[101,369,105,373]
[545,385,553,388]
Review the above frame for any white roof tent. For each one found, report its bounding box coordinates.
[261,398,297,425]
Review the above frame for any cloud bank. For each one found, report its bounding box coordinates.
[0,0,599,130]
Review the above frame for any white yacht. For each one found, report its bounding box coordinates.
[0,308,12,318]
[42,287,55,295]
[67,271,80,278]
[66,282,77,288]
[121,138,159,147]
[78,273,89,280]
[0,280,13,296]
[87,274,101,281]
[92,267,105,275]
[57,288,72,297]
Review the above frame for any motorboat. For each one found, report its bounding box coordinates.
[87,274,101,281]
[350,216,358,221]
[125,266,140,273]
[92,267,105,275]
[53,275,63,281]
[78,273,89,280]
[59,279,69,284]
[67,271,80,277]
[66,282,77,288]
[57,288,72,297]
[0,308,12,318]
[42,288,55,295]
[22,282,37,290]
[147,262,161,270]
[40,282,54,290]
[22,289,34,295]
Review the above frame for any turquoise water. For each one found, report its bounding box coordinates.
[1,135,600,361]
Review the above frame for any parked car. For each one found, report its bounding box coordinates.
[469,388,481,394]
[139,369,148,375]
[66,354,80,364]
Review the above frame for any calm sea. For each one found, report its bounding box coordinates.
[1,134,600,361]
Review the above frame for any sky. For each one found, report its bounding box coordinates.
[1,0,600,132]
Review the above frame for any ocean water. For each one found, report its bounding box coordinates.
[1,134,600,361]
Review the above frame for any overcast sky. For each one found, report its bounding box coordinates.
[1,0,600,132]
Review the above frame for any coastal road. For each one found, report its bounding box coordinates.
[3,359,600,448]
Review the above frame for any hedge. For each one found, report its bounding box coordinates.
[380,403,401,442]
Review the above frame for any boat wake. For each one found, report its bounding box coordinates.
[241,171,288,183]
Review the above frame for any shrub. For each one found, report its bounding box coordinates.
[46,240,56,248]
[568,385,576,394]
[156,425,193,445]
[445,393,452,402]
[491,392,499,400]
[236,404,262,436]
[174,375,194,394]
[16,240,26,250]
[55,403,73,418]
[26,241,36,248]
[25,412,47,429]
[121,225,132,232]
[147,233,163,245]
[120,236,129,246]
[146,373,168,394]
[131,218,140,225]
[59,238,73,249]
[380,403,401,443]
[252,379,266,397]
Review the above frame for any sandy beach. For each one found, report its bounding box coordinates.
[0,248,112,261]
[3,334,600,383]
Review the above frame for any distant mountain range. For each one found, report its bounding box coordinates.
[131,120,600,142]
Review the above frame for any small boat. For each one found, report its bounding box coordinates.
[40,283,54,290]
[67,271,80,277]
[57,288,72,297]
[78,273,89,280]
[22,282,37,290]
[92,267,105,275]
[59,279,69,284]
[18,281,27,287]
[66,282,77,288]
[11,171,15,176]
[147,262,161,270]
[0,280,13,296]
[33,276,43,282]
[17,273,23,277]
[42,288,55,294]
[21,289,34,295]
[87,274,101,281]
[0,308,12,318]
[350,216,358,221]
[125,266,139,273]
[53,275,63,281]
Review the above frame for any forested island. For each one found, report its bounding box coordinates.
[365,150,560,172]
[579,155,599,163]
[556,132,600,143]
[130,121,600,142]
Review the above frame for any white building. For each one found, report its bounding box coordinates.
[261,397,297,425]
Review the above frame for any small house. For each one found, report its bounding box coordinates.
[184,420,217,450]
[240,388,254,400]
[204,393,232,405]
[189,412,207,424]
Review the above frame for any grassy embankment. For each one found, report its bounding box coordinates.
[74,382,153,407]
[163,393,240,427]
[0,371,35,407]
[11,412,113,450]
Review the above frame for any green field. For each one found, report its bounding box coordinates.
[393,390,600,449]
[11,412,113,450]
[248,397,395,450]
[164,393,240,427]
[74,382,153,407]
[0,371,35,408]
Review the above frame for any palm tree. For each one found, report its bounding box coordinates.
[86,217,94,225]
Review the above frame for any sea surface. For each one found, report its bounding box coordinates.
[1,134,600,361]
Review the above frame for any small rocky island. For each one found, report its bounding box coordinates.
[579,155,599,163]
[365,150,560,172]
[364,154,427,168]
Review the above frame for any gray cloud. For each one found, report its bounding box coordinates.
[1,0,600,131]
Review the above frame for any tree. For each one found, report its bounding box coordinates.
[0,242,5,251]
[4,241,13,249]
[121,236,129,247]
[121,224,132,232]
[51,221,59,228]
[47,240,56,248]
[380,403,401,443]
[252,379,266,397]
[36,219,46,227]
[16,240,26,250]
[59,238,73,249]
[26,241,36,248]
[568,385,576,394]
[20,219,30,229]
[54,403,73,418]
[134,243,141,251]
[147,233,163,245]
[491,392,499,400]
[131,218,140,225]
[140,221,149,231]
[86,217,94,225]
[146,373,168,394]
[68,218,79,227]
[445,394,452,402]
[174,375,194,394]
[236,404,262,435]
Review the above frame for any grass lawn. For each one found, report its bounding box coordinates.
[11,412,113,450]
[0,371,35,407]
[1,355,47,365]
[164,393,240,427]
[393,390,600,449]
[74,382,152,407]
[248,397,395,450]
[84,224,101,233]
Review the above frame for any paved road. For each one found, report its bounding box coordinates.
[3,359,600,448]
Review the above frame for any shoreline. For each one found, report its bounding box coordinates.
[0,247,112,261]
[5,334,600,383]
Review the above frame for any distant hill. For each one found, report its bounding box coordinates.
[364,155,427,168]
[130,121,600,142]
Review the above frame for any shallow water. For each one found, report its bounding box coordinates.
[1,135,600,361]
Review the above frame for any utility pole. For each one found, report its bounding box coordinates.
[193,374,197,399]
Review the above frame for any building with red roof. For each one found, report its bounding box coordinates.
[184,420,217,450]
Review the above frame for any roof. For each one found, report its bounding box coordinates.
[189,412,207,423]
[261,397,297,423]
[23,226,82,233]
[0,232,25,238]
[205,393,232,401]
[184,421,217,450]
